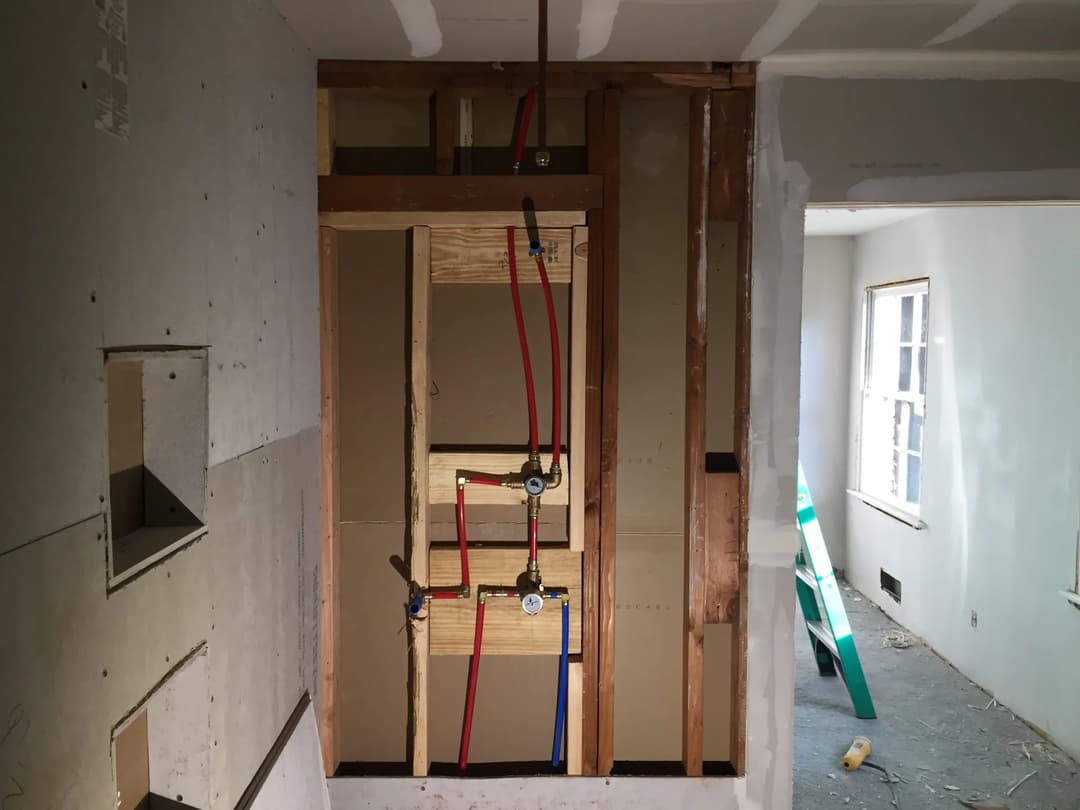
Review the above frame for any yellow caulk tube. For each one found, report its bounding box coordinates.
[842,736,872,771]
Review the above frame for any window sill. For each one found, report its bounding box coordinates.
[1060,590,1080,610]
[847,489,926,530]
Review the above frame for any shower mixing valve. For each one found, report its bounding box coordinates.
[521,592,544,615]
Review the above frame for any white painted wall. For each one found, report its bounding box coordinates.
[844,207,1080,759]
[0,1,320,808]
[799,236,854,570]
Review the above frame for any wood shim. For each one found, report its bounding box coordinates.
[428,547,582,655]
[429,451,569,506]
[430,228,576,284]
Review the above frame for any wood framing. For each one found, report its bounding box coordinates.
[317,89,334,176]
[319,210,585,231]
[704,470,740,624]
[428,452,569,506]
[430,228,574,284]
[682,89,711,778]
[319,175,603,213]
[708,90,749,222]
[318,227,339,776]
[319,60,754,92]
[428,547,583,655]
[569,226,588,554]
[409,226,433,777]
[731,84,756,777]
[596,88,621,778]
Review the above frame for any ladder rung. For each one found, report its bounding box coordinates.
[806,620,839,659]
[795,564,817,589]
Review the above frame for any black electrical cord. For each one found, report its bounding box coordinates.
[860,760,902,809]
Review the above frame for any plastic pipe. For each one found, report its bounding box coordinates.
[528,513,539,566]
[506,227,540,454]
[456,485,470,587]
[464,472,506,487]
[535,254,561,468]
[459,600,486,772]
[552,599,569,769]
[514,87,537,172]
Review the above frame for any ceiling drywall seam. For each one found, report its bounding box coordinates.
[926,0,1020,47]
[577,0,621,59]
[390,0,442,58]
[847,169,1080,204]
[759,50,1080,81]
[741,0,821,61]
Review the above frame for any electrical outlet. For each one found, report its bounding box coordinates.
[970,610,978,628]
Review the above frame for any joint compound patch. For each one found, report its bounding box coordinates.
[94,0,129,139]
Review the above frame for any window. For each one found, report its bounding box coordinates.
[106,349,208,588]
[858,280,928,519]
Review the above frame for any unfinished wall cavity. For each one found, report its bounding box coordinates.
[0,2,320,808]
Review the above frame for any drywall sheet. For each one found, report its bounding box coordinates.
[617,95,690,537]
[777,77,1080,203]
[249,703,332,810]
[147,649,211,807]
[0,427,318,810]
[798,236,855,569]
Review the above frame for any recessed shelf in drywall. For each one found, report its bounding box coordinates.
[106,348,208,589]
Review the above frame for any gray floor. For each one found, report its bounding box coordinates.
[794,583,1080,809]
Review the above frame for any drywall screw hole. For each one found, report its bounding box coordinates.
[166,570,171,577]
[99,495,105,503]
[210,696,214,703]
[90,292,96,302]
[165,656,170,662]
[169,372,176,380]
[201,81,205,89]
[102,669,108,678]
[209,300,213,307]
[165,328,171,336]
[176,796,182,803]
[419,786,425,792]
[81,80,88,89]
[203,192,208,201]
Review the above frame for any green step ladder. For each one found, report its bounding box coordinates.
[795,462,876,719]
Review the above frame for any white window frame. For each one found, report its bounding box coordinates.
[852,279,929,528]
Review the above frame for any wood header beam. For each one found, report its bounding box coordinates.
[318,60,754,92]
[319,175,603,213]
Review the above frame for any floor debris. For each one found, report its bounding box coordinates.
[882,629,914,649]
[1004,769,1037,797]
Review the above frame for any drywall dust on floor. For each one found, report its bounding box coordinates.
[793,584,1080,809]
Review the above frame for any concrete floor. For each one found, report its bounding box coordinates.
[794,582,1080,809]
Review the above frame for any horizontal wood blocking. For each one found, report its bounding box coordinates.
[431,228,578,284]
[429,547,582,655]
[429,451,569,506]
[319,175,603,213]
[704,471,741,624]
[333,146,588,176]
[318,211,585,231]
[318,61,754,92]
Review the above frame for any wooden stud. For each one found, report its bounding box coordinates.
[428,451,569,506]
[318,60,749,92]
[430,228,574,284]
[708,90,749,222]
[428,547,582,655]
[596,88,621,778]
[683,89,711,778]
[704,472,740,624]
[567,658,584,775]
[319,175,603,213]
[318,226,339,776]
[317,89,335,176]
[731,87,755,777]
[569,226,588,554]
[432,89,458,176]
[319,210,586,231]
[409,226,432,777]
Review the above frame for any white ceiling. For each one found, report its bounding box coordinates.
[804,207,934,236]
[272,0,1080,62]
